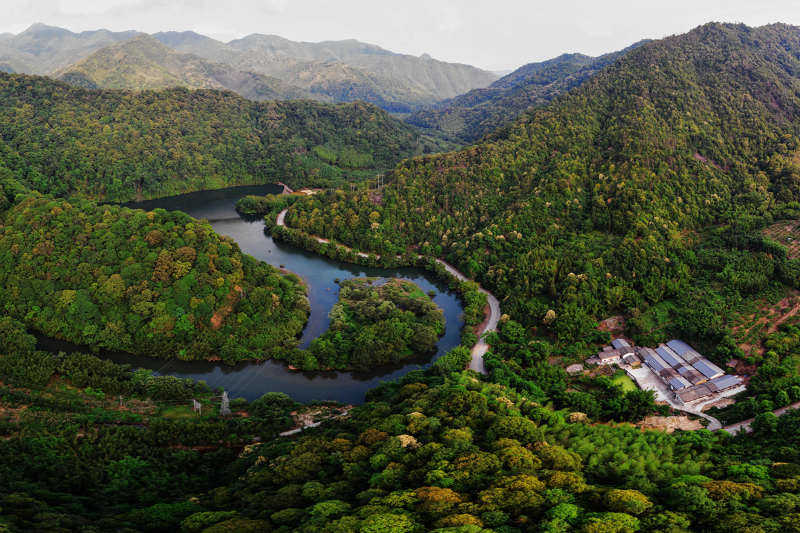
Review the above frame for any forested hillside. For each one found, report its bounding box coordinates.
[0,73,418,200]
[406,41,648,143]
[280,22,800,351]
[0,174,308,361]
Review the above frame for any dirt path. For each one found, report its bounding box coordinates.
[275,209,499,374]
[766,302,800,335]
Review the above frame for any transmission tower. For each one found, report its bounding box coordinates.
[220,391,231,417]
[193,399,202,413]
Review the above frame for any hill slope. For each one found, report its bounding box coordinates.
[406,41,649,143]
[53,34,321,102]
[0,73,419,200]
[280,22,800,335]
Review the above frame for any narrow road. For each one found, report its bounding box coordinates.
[275,209,498,374]
[721,400,800,434]
[435,260,499,374]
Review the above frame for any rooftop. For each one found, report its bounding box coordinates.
[694,359,725,380]
[709,375,741,390]
[666,339,693,356]
[644,353,669,373]
[677,384,715,403]
[611,339,631,350]
[656,345,686,368]
[668,376,692,390]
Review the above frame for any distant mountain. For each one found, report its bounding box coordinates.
[0,23,139,73]
[0,45,42,75]
[54,34,322,102]
[226,34,497,101]
[0,33,13,42]
[1,25,495,112]
[406,41,649,143]
[153,31,440,111]
[225,34,399,62]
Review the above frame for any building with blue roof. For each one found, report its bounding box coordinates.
[666,339,693,356]
[708,375,740,392]
[693,359,725,380]
[668,376,692,390]
[656,346,686,368]
[643,353,669,373]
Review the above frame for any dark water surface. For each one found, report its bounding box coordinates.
[36,185,465,403]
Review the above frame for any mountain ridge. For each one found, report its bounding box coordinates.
[405,39,650,142]
[53,33,324,102]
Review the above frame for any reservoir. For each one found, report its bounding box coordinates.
[36,184,467,403]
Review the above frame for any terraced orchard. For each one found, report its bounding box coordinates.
[761,219,800,259]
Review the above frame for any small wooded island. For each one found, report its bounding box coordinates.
[296,278,446,372]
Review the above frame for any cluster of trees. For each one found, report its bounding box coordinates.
[294,278,446,372]
[0,173,308,362]
[236,193,299,215]
[0,73,419,201]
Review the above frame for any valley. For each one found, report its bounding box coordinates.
[3,17,800,533]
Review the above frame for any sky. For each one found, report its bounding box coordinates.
[2,0,800,71]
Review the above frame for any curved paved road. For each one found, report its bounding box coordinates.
[275,209,498,374]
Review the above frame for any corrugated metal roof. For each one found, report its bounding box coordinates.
[669,377,692,390]
[682,351,703,364]
[694,359,724,380]
[667,339,693,356]
[709,375,740,390]
[599,349,621,360]
[637,347,658,358]
[660,368,681,380]
[656,346,686,368]
[683,370,706,385]
[677,384,714,403]
[644,354,668,373]
[611,339,631,349]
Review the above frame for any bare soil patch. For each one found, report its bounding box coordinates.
[598,315,624,334]
[639,415,703,433]
[368,189,384,205]
[701,397,737,412]
[211,285,243,328]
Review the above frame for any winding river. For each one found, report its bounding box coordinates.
[35,184,471,404]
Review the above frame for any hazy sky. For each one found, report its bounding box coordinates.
[2,0,800,70]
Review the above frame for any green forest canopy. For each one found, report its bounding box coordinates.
[0,73,419,201]
[2,315,800,533]
[0,172,308,362]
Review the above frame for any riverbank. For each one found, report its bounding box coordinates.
[275,208,498,374]
[34,184,471,403]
